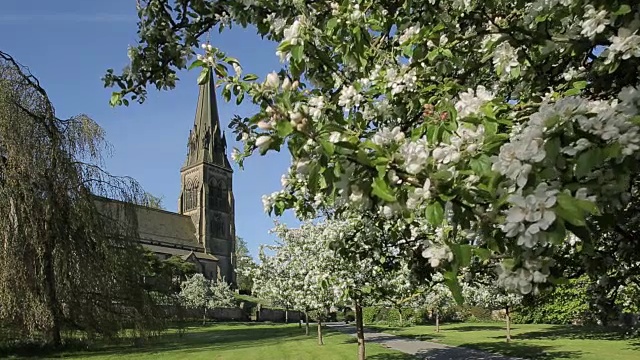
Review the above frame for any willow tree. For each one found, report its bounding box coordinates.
[0,52,158,346]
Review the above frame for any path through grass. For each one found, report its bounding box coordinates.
[372,322,640,360]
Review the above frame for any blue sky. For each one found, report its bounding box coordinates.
[0,0,298,258]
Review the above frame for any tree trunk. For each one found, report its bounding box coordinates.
[285,307,289,324]
[435,310,440,333]
[203,307,207,326]
[317,317,324,345]
[43,206,62,347]
[397,306,403,327]
[505,306,511,343]
[355,300,366,360]
[305,311,310,336]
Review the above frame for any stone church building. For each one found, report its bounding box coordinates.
[98,73,236,284]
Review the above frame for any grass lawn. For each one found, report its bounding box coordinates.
[11,323,412,360]
[372,322,640,360]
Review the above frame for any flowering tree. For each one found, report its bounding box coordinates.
[107,1,640,303]
[180,274,235,324]
[420,278,456,333]
[463,283,522,342]
[251,222,343,344]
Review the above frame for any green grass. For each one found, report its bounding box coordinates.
[9,323,413,360]
[371,322,640,360]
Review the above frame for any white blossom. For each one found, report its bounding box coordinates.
[338,85,363,108]
[580,5,610,39]
[264,71,280,88]
[455,86,494,119]
[255,135,273,151]
[605,27,640,64]
[501,183,558,248]
[372,126,405,146]
[397,138,429,174]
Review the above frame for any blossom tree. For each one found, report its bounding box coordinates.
[421,278,456,333]
[251,222,344,344]
[463,282,522,342]
[107,1,640,303]
[180,273,235,324]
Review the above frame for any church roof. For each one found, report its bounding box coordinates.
[142,244,218,262]
[93,196,204,251]
[182,71,232,171]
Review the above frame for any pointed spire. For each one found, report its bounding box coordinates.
[183,71,231,170]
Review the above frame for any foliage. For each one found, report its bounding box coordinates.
[140,192,165,209]
[0,51,161,345]
[513,276,596,325]
[235,236,257,292]
[108,0,640,301]
[179,274,235,312]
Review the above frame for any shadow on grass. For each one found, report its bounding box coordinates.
[451,341,582,360]
[2,323,305,359]
[514,324,628,341]
[445,325,512,332]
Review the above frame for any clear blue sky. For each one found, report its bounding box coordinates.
[0,0,298,258]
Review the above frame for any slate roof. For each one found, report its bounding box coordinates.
[93,197,215,261]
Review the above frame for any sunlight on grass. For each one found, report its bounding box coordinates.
[44,323,412,360]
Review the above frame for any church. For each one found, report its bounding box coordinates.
[98,73,236,285]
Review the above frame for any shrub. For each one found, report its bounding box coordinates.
[362,307,379,325]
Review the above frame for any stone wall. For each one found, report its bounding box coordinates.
[161,306,249,321]
[257,308,303,323]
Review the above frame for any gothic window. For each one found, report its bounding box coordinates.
[211,214,225,238]
[184,180,198,211]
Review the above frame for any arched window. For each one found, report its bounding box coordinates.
[184,180,198,211]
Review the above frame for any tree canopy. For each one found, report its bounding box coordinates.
[106,1,640,301]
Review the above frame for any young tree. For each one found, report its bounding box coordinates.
[421,280,456,333]
[108,0,640,303]
[180,274,235,325]
[463,283,522,342]
[0,51,157,346]
[235,236,257,292]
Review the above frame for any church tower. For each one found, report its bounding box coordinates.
[178,72,236,286]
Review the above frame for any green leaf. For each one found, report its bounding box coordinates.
[444,271,464,304]
[573,80,588,90]
[197,67,210,85]
[275,120,293,137]
[469,155,492,176]
[326,18,338,30]
[109,92,121,107]
[425,202,445,226]
[432,170,453,181]
[614,4,631,15]
[555,192,586,227]
[548,219,567,245]
[242,74,259,81]
[319,139,335,156]
[574,148,602,178]
[451,244,473,268]
[372,177,396,202]
[291,45,304,62]
[473,248,492,260]
[188,59,205,70]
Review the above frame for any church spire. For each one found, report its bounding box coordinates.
[183,71,231,169]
